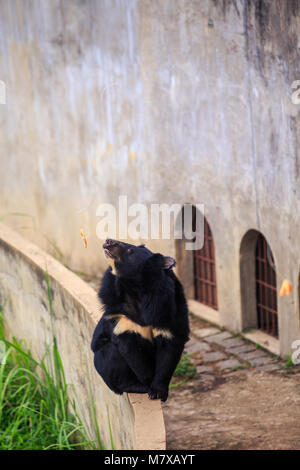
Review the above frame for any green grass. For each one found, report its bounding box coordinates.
[0,337,94,449]
[243,328,254,334]
[232,331,242,338]
[230,364,248,371]
[282,355,294,369]
[169,353,197,389]
[0,273,103,450]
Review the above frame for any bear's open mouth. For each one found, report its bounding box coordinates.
[103,248,115,259]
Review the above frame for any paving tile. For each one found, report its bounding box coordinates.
[238,350,269,362]
[202,351,227,362]
[196,365,214,374]
[227,344,256,355]
[198,373,215,383]
[193,327,220,339]
[217,359,241,370]
[248,356,276,366]
[256,362,280,372]
[220,337,246,349]
[205,331,232,344]
[184,340,211,354]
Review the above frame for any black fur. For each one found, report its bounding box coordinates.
[91,240,189,402]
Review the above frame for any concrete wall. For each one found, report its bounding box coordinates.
[0,222,165,450]
[0,0,300,355]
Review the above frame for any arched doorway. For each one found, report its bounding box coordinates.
[175,205,218,308]
[240,230,278,338]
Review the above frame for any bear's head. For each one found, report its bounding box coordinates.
[103,238,175,282]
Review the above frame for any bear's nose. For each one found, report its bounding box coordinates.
[103,238,117,249]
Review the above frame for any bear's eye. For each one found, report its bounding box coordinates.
[127,248,133,255]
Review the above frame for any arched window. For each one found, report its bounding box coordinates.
[255,233,278,337]
[193,212,218,310]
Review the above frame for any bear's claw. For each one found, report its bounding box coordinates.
[148,387,168,402]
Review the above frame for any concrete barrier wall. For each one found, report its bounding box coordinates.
[0,223,165,450]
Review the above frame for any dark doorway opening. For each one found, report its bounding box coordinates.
[193,214,218,310]
[255,233,278,338]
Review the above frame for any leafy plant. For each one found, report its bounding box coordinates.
[282,355,294,369]
[0,274,103,450]
[169,353,197,389]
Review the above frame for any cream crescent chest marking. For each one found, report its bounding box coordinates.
[113,315,154,342]
[153,328,173,339]
[108,315,173,342]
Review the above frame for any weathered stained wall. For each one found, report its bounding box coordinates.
[0,1,300,355]
[0,222,166,450]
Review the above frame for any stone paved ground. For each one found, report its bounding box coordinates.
[185,315,281,374]
[163,313,300,450]
[84,276,300,449]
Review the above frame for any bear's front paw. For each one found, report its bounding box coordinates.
[148,385,168,402]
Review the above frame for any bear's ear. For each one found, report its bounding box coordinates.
[163,256,176,269]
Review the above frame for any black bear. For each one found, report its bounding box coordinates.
[91,238,189,402]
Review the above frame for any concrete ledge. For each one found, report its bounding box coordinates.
[0,223,166,450]
[243,329,280,357]
[129,394,166,450]
[188,299,221,326]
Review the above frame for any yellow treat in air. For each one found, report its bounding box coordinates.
[279,280,293,297]
[80,229,87,248]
